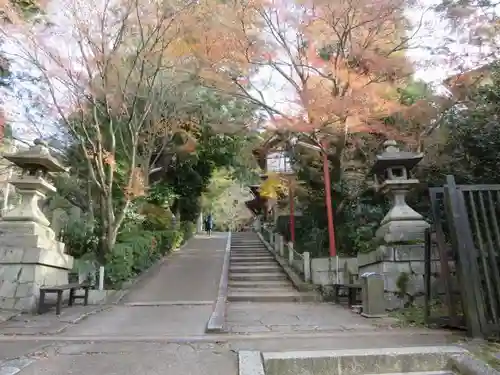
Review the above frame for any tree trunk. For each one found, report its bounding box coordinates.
[97,194,109,265]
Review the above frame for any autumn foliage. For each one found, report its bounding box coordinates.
[176,0,449,160]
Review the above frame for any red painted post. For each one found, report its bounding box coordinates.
[289,183,295,243]
[322,144,337,257]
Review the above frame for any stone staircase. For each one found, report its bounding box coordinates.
[228,232,317,302]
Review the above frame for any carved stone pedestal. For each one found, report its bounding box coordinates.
[0,221,73,312]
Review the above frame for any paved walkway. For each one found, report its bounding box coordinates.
[0,232,464,375]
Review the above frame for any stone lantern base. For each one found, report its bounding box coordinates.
[0,221,73,312]
[375,219,430,243]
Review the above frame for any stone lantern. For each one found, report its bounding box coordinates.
[0,139,73,312]
[371,140,429,243]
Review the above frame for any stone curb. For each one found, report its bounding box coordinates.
[206,232,232,333]
[449,352,500,375]
[0,328,459,342]
[238,346,469,375]
[239,351,265,375]
[257,233,321,296]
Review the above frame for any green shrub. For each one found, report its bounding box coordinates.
[141,203,174,231]
[117,231,160,273]
[153,230,184,253]
[105,227,190,288]
[180,221,196,241]
[104,243,135,288]
[60,218,99,258]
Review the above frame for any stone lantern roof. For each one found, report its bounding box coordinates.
[3,139,66,173]
[370,140,424,176]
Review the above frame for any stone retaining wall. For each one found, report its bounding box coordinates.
[308,243,457,310]
[310,257,358,285]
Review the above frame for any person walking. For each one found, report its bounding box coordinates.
[204,213,213,236]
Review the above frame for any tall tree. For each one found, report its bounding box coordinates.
[6,0,205,258]
[434,0,500,69]
[185,0,440,182]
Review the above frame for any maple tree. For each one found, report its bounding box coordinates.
[184,0,449,185]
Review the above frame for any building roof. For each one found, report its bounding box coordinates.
[442,63,494,90]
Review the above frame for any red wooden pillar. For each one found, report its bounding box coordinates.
[322,144,337,257]
[289,182,295,243]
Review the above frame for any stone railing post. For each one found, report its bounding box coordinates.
[288,242,294,265]
[278,236,284,257]
[274,234,279,253]
[303,251,311,282]
[269,229,274,246]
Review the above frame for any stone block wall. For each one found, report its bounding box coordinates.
[307,242,458,311]
[357,243,453,310]
[310,257,358,285]
[0,237,73,312]
[0,264,69,311]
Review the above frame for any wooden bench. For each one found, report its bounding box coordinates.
[38,282,90,315]
[332,283,362,307]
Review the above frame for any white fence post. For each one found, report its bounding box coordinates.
[98,266,105,290]
[269,230,274,246]
[278,236,284,257]
[303,252,311,282]
[288,242,294,265]
[274,234,279,253]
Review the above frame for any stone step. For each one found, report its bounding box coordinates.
[230,252,271,257]
[231,241,265,247]
[230,247,268,251]
[230,265,282,273]
[229,280,291,288]
[231,247,268,249]
[230,256,275,261]
[230,263,278,268]
[229,287,297,294]
[230,252,271,256]
[232,248,267,251]
[228,291,313,303]
[231,248,269,251]
[230,272,288,282]
[231,256,275,263]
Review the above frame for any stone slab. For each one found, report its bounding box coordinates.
[239,351,265,375]
[59,305,215,337]
[16,341,238,375]
[0,305,106,336]
[226,302,381,334]
[259,346,467,375]
[0,342,50,361]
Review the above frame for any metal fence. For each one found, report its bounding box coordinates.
[427,175,500,337]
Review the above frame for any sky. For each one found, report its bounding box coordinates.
[0,0,495,142]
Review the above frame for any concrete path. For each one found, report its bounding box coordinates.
[59,233,229,338]
[122,233,228,303]
[0,232,466,375]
